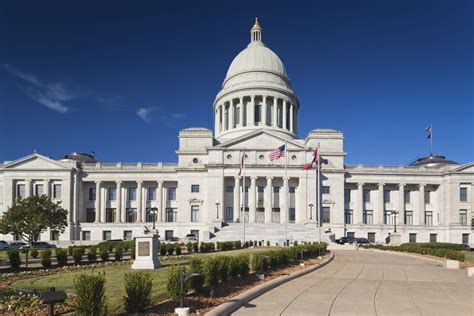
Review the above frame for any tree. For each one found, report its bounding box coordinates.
[0,195,68,245]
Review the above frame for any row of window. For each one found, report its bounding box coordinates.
[88,186,177,202]
[345,187,469,203]
[16,183,62,199]
[346,232,470,244]
[225,186,298,193]
[82,229,200,241]
[84,206,201,223]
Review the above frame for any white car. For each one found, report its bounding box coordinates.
[184,234,198,242]
[0,240,10,250]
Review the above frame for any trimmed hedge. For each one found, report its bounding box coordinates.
[7,250,21,269]
[56,248,68,266]
[41,249,52,268]
[363,244,465,262]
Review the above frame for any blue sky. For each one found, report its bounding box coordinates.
[0,0,472,165]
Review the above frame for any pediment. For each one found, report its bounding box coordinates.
[2,153,72,171]
[216,130,307,151]
[450,162,474,174]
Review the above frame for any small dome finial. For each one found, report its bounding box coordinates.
[250,18,262,43]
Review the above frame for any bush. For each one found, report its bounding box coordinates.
[167,266,186,300]
[30,248,39,259]
[175,244,181,256]
[237,255,250,276]
[41,249,52,268]
[72,247,84,265]
[186,242,193,253]
[192,242,199,253]
[68,246,74,256]
[7,250,21,269]
[123,271,153,313]
[216,256,229,282]
[167,244,174,256]
[233,240,242,249]
[74,272,108,316]
[159,243,167,256]
[228,257,240,278]
[188,257,204,292]
[131,244,136,260]
[123,240,134,251]
[204,258,219,287]
[56,248,68,266]
[100,249,109,262]
[115,245,123,261]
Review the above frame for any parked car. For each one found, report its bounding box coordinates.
[184,234,198,242]
[0,240,9,250]
[97,239,123,248]
[354,238,370,244]
[335,236,355,245]
[8,241,28,249]
[167,237,180,242]
[20,242,56,249]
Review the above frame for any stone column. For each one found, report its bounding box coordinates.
[95,181,101,223]
[249,95,255,126]
[418,184,425,225]
[356,183,364,224]
[116,181,122,223]
[44,179,51,197]
[398,183,405,226]
[282,100,288,130]
[25,179,32,197]
[137,181,143,223]
[228,100,234,130]
[265,177,273,223]
[262,96,267,126]
[272,98,278,127]
[378,183,384,224]
[281,177,288,224]
[289,103,294,133]
[215,107,219,134]
[157,181,163,222]
[234,177,240,222]
[72,174,78,225]
[249,176,257,223]
[239,97,244,127]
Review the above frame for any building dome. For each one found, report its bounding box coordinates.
[410,155,458,168]
[59,152,98,163]
[214,19,299,141]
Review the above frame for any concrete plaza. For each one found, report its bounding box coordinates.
[234,250,473,316]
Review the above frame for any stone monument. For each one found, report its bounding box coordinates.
[131,226,161,269]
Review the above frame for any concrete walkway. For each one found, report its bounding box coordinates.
[233,250,474,316]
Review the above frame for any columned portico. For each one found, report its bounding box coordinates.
[250,176,257,222]
[234,177,240,222]
[377,183,384,224]
[356,183,364,225]
[265,177,273,223]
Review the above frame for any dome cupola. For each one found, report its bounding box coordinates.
[214,19,300,141]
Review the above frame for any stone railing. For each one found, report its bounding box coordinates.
[82,162,177,170]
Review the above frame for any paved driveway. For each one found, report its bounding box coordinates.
[233,250,473,316]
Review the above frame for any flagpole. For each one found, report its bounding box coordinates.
[242,149,246,245]
[284,141,288,246]
[317,143,321,247]
[430,124,433,156]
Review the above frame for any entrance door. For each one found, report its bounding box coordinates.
[256,208,265,223]
[368,232,376,243]
[225,207,233,222]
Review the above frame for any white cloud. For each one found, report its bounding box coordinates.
[136,107,152,123]
[3,63,80,113]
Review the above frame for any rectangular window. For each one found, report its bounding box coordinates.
[191,230,199,239]
[344,189,351,202]
[35,184,44,196]
[405,211,413,226]
[273,187,280,193]
[272,208,280,223]
[460,187,467,202]
[425,211,433,226]
[424,191,430,204]
[89,187,96,201]
[108,187,116,201]
[103,231,112,241]
[106,208,116,223]
[462,233,469,244]
[258,186,264,193]
[126,208,136,223]
[225,207,233,221]
[53,184,62,199]
[255,104,261,122]
[430,233,437,243]
[459,209,467,225]
[322,207,330,223]
[363,210,373,225]
[191,185,200,193]
[409,233,417,243]
[128,187,137,201]
[384,190,391,203]
[347,232,355,239]
[235,106,240,125]
[289,208,295,223]
[123,231,133,241]
[82,231,91,241]
[146,208,157,222]
[17,184,25,199]
[384,211,394,225]
[344,209,353,224]
[168,187,177,200]
[404,190,411,204]
[363,189,371,203]
[191,205,199,222]
[50,230,59,241]
[165,230,174,240]
[289,187,296,193]
[86,208,96,222]
[226,186,234,193]
[148,187,157,201]
[321,186,330,194]
[166,208,177,222]
[368,232,376,243]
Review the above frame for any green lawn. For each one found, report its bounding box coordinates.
[12,247,270,314]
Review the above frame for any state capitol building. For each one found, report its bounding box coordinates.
[1,20,472,245]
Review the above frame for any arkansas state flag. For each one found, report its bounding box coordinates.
[237,154,245,176]
[303,147,318,170]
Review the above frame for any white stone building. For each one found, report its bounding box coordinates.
[1,20,472,246]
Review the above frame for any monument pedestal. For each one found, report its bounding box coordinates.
[389,232,402,246]
[131,234,161,269]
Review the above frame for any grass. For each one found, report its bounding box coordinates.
[11,247,270,314]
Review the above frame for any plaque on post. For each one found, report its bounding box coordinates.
[131,226,161,269]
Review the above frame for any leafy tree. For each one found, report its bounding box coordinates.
[0,195,68,245]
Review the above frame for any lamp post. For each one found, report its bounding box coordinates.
[391,210,399,233]
[215,201,220,219]
[150,209,158,230]
[309,203,314,220]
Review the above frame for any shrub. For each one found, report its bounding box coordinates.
[123,271,153,313]
[186,242,193,253]
[68,246,74,256]
[41,249,52,268]
[30,248,39,259]
[228,257,240,278]
[167,244,175,256]
[74,272,108,316]
[192,242,199,253]
[56,248,68,266]
[175,244,182,256]
[115,245,123,261]
[72,247,84,265]
[123,240,134,251]
[233,240,242,249]
[188,257,204,292]
[7,250,21,269]
[237,255,250,276]
[167,266,186,300]
[131,244,136,260]
[100,249,109,262]
[204,258,219,287]
[159,243,167,256]
[216,256,229,282]
[88,247,97,263]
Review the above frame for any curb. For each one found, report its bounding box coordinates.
[361,248,444,264]
[206,252,335,316]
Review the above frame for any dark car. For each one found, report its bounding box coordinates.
[0,240,9,250]
[20,241,56,249]
[168,237,180,242]
[335,236,355,245]
[354,238,370,244]
[9,241,28,250]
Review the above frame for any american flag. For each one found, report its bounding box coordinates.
[426,125,432,139]
[269,144,286,161]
